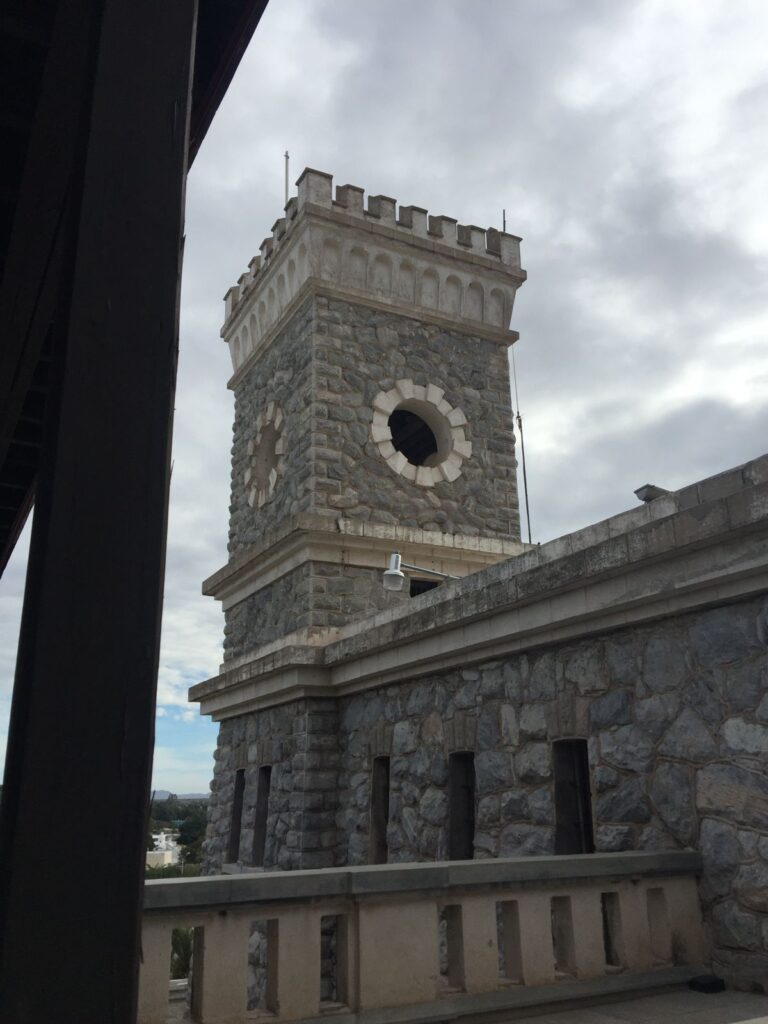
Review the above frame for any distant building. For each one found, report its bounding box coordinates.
[191,169,768,993]
[146,830,180,868]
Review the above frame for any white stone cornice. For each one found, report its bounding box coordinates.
[192,532,768,721]
[203,514,526,610]
[190,465,768,720]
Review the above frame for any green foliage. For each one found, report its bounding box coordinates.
[146,796,208,864]
[144,862,201,879]
[171,928,193,979]
[178,803,208,863]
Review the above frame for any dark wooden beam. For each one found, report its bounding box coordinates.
[0,1,197,1021]
[0,0,94,484]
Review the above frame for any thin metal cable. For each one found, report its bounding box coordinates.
[511,344,532,544]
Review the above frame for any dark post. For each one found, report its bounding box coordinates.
[0,0,197,1020]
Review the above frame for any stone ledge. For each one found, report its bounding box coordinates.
[203,513,526,607]
[191,457,768,717]
[302,967,704,1024]
[227,275,522,392]
[144,851,702,911]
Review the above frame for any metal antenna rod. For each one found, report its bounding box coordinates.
[511,344,532,544]
[284,150,289,207]
[503,208,506,232]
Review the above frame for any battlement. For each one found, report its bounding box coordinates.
[223,168,527,377]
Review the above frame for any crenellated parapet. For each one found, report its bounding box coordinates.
[222,168,527,377]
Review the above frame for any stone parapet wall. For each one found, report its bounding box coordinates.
[336,594,766,990]
[203,592,768,990]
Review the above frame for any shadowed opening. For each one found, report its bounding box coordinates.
[389,409,437,465]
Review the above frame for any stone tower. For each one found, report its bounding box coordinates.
[196,168,527,868]
[208,169,527,664]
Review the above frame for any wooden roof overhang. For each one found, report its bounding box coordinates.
[0,0,269,575]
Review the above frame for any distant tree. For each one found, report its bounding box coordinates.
[178,803,208,863]
[145,863,201,879]
[170,928,193,979]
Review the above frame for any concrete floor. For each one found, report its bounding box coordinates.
[510,988,768,1024]
[165,987,768,1023]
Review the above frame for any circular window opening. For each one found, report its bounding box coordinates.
[389,409,438,466]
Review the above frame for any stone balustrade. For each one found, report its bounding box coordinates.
[139,851,705,1024]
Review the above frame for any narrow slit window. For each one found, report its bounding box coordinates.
[553,739,595,855]
[448,752,475,861]
[228,768,246,863]
[252,764,272,867]
[369,756,390,864]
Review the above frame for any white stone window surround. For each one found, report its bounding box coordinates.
[371,379,471,487]
[245,401,286,508]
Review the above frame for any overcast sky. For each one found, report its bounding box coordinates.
[1,0,767,793]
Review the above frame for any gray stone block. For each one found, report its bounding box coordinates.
[595,825,636,851]
[475,750,515,793]
[500,788,528,822]
[499,824,553,857]
[696,763,768,830]
[519,703,548,739]
[733,861,768,913]
[712,902,762,951]
[564,647,607,694]
[593,765,620,792]
[527,785,554,825]
[724,660,767,714]
[659,708,717,762]
[720,717,768,757]
[600,724,655,772]
[689,606,760,666]
[597,777,651,823]
[418,786,448,826]
[477,795,500,828]
[635,693,679,740]
[589,689,632,728]
[650,762,694,843]
[514,743,552,784]
[477,705,501,748]
[392,720,418,754]
[643,635,688,693]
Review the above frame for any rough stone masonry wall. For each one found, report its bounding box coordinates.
[223,562,408,663]
[228,297,315,559]
[204,697,341,874]
[334,595,768,991]
[204,593,768,989]
[310,295,520,538]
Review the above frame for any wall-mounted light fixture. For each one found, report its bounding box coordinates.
[382,552,460,592]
